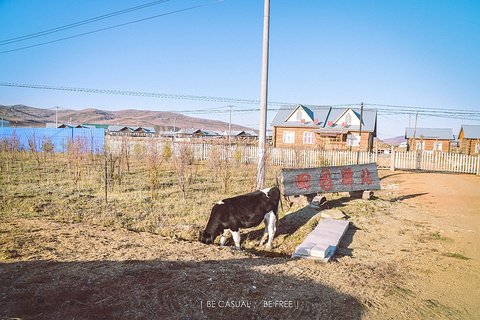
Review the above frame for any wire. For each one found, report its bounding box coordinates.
[0,0,170,46]
[0,0,226,54]
[0,82,291,106]
[1,82,479,121]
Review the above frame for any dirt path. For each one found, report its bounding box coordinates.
[1,170,479,319]
[378,171,480,318]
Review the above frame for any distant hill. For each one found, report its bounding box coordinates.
[0,104,252,132]
[383,136,407,146]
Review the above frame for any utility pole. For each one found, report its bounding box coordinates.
[256,0,270,190]
[229,105,232,145]
[412,112,418,151]
[55,106,59,128]
[356,102,364,164]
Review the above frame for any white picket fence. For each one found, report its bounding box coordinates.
[394,151,480,174]
[106,139,480,175]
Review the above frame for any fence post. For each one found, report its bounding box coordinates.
[416,151,422,170]
[477,156,480,176]
[104,157,108,204]
[390,146,395,172]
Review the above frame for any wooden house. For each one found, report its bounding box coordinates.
[107,125,155,137]
[458,125,480,155]
[404,128,454,152]
[224,130,259,141]
[271,105,377,151]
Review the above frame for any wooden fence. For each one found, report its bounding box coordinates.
[106,139,480,175]
[393,151,480,174]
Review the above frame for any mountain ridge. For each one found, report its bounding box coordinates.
[0,104,252,132]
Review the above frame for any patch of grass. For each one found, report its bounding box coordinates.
[0,147,280,244]
[429,232,450,241]
[441,252,470,260]
[430,232,442,240]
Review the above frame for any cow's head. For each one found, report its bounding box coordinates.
[199,231,215,245]
[199,204,225,245]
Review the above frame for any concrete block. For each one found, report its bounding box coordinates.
[309,243,332,258]
[292,218,350,262]
[294,242,316,256]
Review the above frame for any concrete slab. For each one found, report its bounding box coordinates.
[291,218,349,262]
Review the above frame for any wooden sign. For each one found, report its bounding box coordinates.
[280,163,381,196]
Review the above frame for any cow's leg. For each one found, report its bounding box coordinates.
[230,230,241,250]
[220,229,230,246]
[265,210,276,250]
[259,218,269,246]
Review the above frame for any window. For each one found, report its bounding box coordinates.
[303,132,315,144]
[433,141,442,151]
[347,134,360,146]
[416,141,425,150]
[296,111,303,121]
[345,113,352,124]
[475,142,480,154]
[283,131,295,144]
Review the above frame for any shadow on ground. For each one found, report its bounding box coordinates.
[0,257,364,319]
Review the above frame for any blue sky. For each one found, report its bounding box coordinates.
[1,0,479,139]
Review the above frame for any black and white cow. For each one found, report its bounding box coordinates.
[199,187,281,250]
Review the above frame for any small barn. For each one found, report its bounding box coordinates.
[405,128,454,152]
[458,125,480,155]
[0,118,9,127]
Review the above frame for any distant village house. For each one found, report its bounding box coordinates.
[107,126,155,137]
[458,125,480,156]
[271,105,377,151]
[405,128,454,152]
[0,118,9,127]
[46,123,94,129]
[175,129,259,141]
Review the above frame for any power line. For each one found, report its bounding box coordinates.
[0,0,226,54]
[1,82,479,121]
[0,82,291,106]
[0,0,170,46]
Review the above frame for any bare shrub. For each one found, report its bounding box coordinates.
[163,142,172,162]
[27,131,42,179]
[208,140,232,192]
[41,136,56,175]
[146,139,164,193]
[119,135,131,173]
[172,142,194,200]
[66,136,88,185]
[0,133,21,180]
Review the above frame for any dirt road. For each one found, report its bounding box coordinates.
[376,171,480,318]
[1,170,479,319]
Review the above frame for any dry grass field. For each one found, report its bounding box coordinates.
[1,143,479,319]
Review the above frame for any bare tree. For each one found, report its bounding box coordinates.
[27,131,42,180]
[66,136,88,186]
[171,142,193,200]
[146,139,164,194]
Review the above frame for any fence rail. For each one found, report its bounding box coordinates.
[106,139,480,175]
[394,151,479,174]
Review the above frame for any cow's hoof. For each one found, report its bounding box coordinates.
[265,245,272,251]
